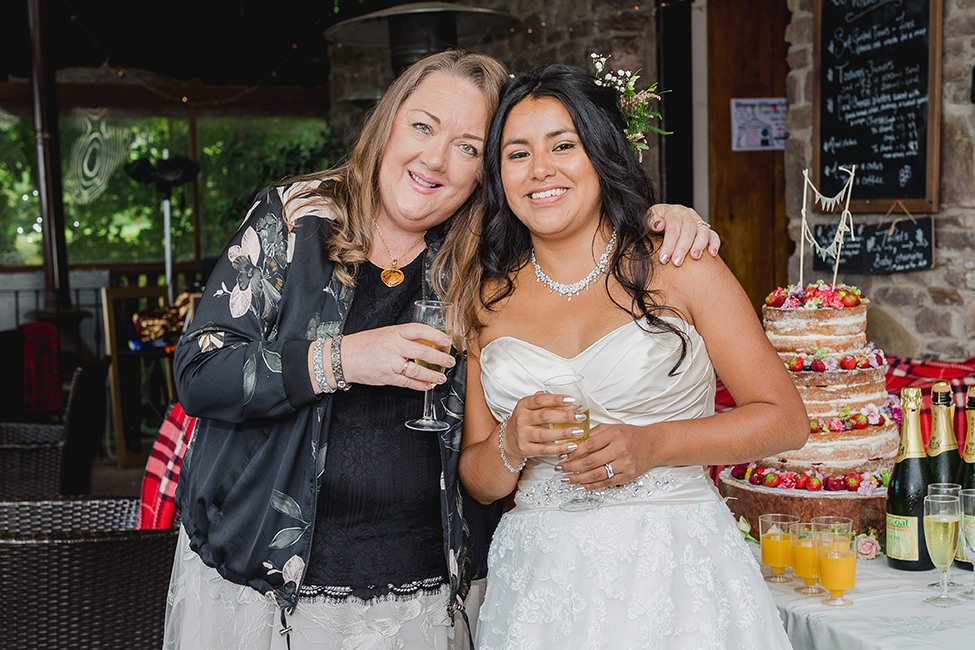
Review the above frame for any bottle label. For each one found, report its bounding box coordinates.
[895,443,926,463]
[929,407,959,453]
[964,428,975,463]
[958,515,975,563]
[886,514,920,561]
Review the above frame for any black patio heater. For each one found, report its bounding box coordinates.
[124,151,199,304]
[325,1,520,76]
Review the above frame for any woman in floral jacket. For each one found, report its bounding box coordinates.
[164,50,718,650]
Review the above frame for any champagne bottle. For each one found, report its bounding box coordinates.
[958,387,975,489]
[928,381,960,485]
[886,386,934,570]
[955,386,975,570]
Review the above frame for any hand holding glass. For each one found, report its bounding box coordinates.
[543,373,601,512]
[816,527,856,607]
[405,300,452,432]
[760,514,799,583]
[923,494,962,607]
[542,374,591,444]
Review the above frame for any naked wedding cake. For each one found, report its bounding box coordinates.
[718,281,899,535]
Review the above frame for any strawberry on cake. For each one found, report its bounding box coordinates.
[757,281,900,485]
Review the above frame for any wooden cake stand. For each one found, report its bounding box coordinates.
[717,468,887,536]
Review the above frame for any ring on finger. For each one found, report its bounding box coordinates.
[695,220,712,229]
[398,359,411,375]
[604,462,615,479]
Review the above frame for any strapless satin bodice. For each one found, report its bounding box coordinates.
[480,317,718,508]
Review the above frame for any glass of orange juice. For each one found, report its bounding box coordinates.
[816,527,857,606]
[760,513,799,583]
[790,522,824,595]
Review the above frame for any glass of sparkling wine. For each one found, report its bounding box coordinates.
[543,373,601,512]
[927,483,962,590]
[405,300,453,432]
[815,526,857,607]
[923,494,963,607]
[759,514,799,583]
[960,489,975,600]
[790,522,825,595]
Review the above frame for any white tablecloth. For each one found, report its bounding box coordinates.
[750,543,975,650]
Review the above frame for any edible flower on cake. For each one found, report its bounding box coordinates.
[765,281,868,310]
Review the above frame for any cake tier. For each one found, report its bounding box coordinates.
[717,469,887,538]
[758,419,899,476]
[762,303,867,354]
[784,365,888,419]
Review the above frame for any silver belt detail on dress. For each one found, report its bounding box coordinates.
[515,469,693,509]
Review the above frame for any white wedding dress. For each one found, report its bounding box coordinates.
[474,317,793,650]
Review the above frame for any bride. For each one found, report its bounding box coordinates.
[456,64,807,649]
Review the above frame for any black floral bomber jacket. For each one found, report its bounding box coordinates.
[173,182,499,632]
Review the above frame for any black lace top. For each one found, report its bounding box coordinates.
[302,252,447,601]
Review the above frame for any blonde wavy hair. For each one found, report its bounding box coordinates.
[282,51,508,345]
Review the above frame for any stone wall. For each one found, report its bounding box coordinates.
[326,0,662,182]
[785,0,975,360]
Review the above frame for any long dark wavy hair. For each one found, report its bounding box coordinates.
[476,63,688,372]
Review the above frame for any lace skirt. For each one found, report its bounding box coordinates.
[164,526,482,650]
[475,488,793,650]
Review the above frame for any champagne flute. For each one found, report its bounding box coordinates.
[960,489,975,600]
[759,513,799,583]
[923,494,962,607]
[927,483,962,589]
[543,373,602,512]
[816,527,857,607]
[790,522,825,595]
[405,300,453,432]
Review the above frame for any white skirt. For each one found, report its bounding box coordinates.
[475,473,793,650]
[164,526,483,650]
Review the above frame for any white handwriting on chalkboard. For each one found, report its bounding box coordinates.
[842,0,904,24]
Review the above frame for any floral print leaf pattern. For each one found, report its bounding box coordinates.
[269,526,306,549]
[270,488,305,522]
[262,348,282,373]
[315,441,327,479]
[281,555,305,585]
[242,353,257,404]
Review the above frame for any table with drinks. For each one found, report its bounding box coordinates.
[753,487,975,650]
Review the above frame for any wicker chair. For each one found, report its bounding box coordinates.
[0,497,178,649]
[0,421,64,498]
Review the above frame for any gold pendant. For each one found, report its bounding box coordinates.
[381,267,404,287]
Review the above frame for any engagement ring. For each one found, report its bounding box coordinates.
[604,463,615,479]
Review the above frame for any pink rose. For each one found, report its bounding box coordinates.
[855,534,880,560]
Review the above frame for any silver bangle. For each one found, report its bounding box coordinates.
[313,337,335,394]
[331,334,350,391]
[497,418,526,473]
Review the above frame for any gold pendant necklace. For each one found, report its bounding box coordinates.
[373,220,426,288]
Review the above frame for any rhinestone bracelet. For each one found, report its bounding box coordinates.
[312,337,336,394]
[331,334,350,391]
[497,418,526,473]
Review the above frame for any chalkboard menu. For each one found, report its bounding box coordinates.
[813,0,941,212]
[812,216,935,274]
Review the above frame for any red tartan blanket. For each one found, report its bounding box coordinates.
[710,355,975,482]
[137,401,196,530]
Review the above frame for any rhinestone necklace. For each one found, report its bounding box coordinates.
[530,230,617,301]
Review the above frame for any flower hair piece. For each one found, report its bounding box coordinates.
[590,53,670,162]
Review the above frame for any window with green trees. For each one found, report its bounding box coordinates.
[0,109,346,267]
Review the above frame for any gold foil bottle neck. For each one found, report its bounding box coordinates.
[967,385,975,409]
[901,386,922,411]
